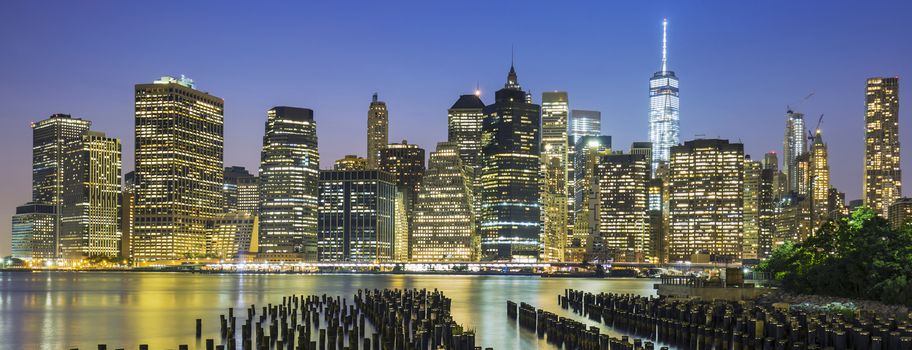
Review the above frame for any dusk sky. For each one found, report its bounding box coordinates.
[1,1,910,255]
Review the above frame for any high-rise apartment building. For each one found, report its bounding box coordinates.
[479,65,542,262]
[366,93,389,169]
[597,154,649,263]
[809,129,830,228]
[60,131,122,258]
[134,76,224,261]
[864,77,901,217]
[258,107,320,261]
[649,19,680,175]
[541,91,569,262]
[334,155,367,171]
[317,170,396,262]
[888,197,912,229]
[668,139,744,262]
[412,142,476,262]
[31,113,91,257]
[11,202,56,261]
[783,110,807,194]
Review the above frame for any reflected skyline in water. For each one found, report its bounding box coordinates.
[0,272,658,349]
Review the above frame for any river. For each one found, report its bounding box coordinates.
[0,272,660,349]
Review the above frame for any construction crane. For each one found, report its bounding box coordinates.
[807,114,824,143]
[787,92,815,113]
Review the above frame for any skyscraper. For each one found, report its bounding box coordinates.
[597,154,649,263]
[668,139,744,262]
[567,109,601,250]
[60,131,122,259]
[864,77,901,217]
[649,19,680,175]
[121,171,135,259]
[134,76,224,261]
[809,129,830,228]
[317,170,396,262]
[742,158,762,261]
[541,91,569,262]
[569,110,601,146]
[783,110,807,193]
[258,107,320,261]
[480,65,542,262]
[366,93,389,169]
[236,176,259,213]
[411,142,476,262]
[11,202,56,261]
[378,141,425,259]
[758,168,776,259]
[448,93,486,171]
[888,197,912,229]
[31,113,91,257]
[630,142,654,178]
[571,135,611,262]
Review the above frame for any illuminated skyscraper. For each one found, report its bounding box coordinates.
[649,19,680,175]
[121,171,135,259]
[317,170,396,262]
[668,139,744,262]
[742,158,761,261]
[888,197,912,229]
[223,166,254,213]
[597,154,649,263]
[864,77,901,216]
[334,155,367,171]
[236,176,259,213]
[60,131,122,259]
[630,142,654,178]
[758,168,776,259]
[569,110,601,146]
[809,129,830,228]
[571,135,611,262]
[366,93,389,169]
[412,142,476,262]
[480,65,542,262]
[448,94,486,171]
[783,110,807,194]
[258,107,320,261]
[31,113,91,257]
[541,91,569,262]
[11,202,56,261]
[134,76,224,261]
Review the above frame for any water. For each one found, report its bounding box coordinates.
[0,272,658,350]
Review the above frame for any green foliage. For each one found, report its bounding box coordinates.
[758,207,912,306]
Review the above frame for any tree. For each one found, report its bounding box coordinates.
[758,207,912,306]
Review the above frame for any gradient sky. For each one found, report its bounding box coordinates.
[1,1,910,255]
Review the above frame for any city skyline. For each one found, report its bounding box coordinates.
[1,2,911,255]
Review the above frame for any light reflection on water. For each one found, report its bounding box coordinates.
[0,272,659,350]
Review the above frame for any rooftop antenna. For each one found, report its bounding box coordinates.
[475,81,481,96]
[511,44,515,67]
[661,18,668,73]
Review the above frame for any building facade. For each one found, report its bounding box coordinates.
[597,154,649,263]
[206,212,258,260]
[317,170,396,262]
[258,107,320,261]
[60,131,122,258]
[668,139,744,262]
[334,155,367,171]
[863,77,901,217]
[11,203,56,261]
[479,65,542,262]
[809,130,830,228]
[411,142,476,262]
[378,141,425,258]
[649,19,680,175]
[541,91,569,262]
[783,110,807,194]
[888,197,912,229]
[366,93,388,169]
[223,166,254,213]
[572,136,612,262]
[133,76,224,261]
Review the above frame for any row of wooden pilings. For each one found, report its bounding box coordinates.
[507,300,666,350]
[558,289,912,350]
[70,288,486,350]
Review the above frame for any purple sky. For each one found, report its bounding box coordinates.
[1,1,910,255]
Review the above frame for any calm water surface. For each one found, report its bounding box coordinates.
[0,272,659,350]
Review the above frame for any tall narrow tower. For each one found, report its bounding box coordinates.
[367,93,389,169]
[864,77,901,216]
[541,91,569,262]
[649,18,680,175]
[783,110,807,194]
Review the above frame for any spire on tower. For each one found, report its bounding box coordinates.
[372,92,378,103]
[661,18,668,73]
